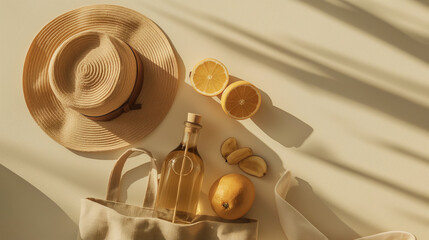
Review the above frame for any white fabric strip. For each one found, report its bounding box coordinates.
[275,171,416,240]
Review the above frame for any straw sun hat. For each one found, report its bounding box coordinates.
[23,5,179,152]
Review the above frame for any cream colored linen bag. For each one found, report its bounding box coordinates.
[78,148,258,240]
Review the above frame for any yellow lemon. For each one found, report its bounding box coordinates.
[190,58,229,96]
[221,81,261,120]
[209,173,255,220]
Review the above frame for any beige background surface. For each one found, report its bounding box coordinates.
[1,0,428,239]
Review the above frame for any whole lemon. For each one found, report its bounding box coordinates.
[209,173,255,220]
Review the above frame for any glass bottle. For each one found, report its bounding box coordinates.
[155,113,204,223]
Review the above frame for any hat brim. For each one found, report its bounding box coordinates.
[23,4,179,152]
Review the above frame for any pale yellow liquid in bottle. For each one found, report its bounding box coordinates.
[155,123,204,223]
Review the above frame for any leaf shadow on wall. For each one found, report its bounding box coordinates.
[158,0,429,134]
[301,144,429,205]
[298,0,429,63]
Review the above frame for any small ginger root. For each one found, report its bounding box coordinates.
[238,155,267,177]
[221,137,238,159]
[226,147,253,165]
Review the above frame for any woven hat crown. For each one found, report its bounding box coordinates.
[48,31,138,117]
[23,5,179,151]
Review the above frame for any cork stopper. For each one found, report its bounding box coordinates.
[187,113,202,125]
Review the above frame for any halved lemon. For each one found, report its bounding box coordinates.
[190,58,229,96]
[221,81,261,120]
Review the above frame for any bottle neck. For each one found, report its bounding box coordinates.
[180,122,201,149]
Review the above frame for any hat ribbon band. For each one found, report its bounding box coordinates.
[84,46,144,121]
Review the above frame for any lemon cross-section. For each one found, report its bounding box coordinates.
[190,58,229,96]
[221,81,261,120]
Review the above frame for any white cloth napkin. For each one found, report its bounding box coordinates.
[275,171,416,240]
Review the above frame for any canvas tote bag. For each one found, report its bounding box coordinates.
[78,148,258,240]
[275,171,417,240]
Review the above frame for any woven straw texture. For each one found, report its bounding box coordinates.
[23,4,179,152]
[49,31,139,117]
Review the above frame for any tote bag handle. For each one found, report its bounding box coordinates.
[105,148,158,209]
